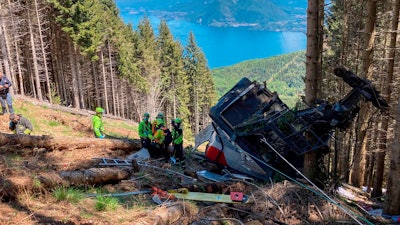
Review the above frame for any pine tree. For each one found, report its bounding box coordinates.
[157,20,192,137]
[114,24,143,88]
[184,32,216,135]
[136,16,161,116]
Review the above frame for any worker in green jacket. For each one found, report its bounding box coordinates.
[151,118,170,162]
[9,114,33,135]
[172,118,184,167]
[92,107,105,138]
[138,112,153,149]
[152,112,165,134]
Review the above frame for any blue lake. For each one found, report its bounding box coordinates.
[116,8,306,68]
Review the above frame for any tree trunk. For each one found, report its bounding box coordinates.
[76,52,84,109]
[92,61,100,107]
[70,43,80,108]
[371,2,397,196]
[172,77,177,119]
[0,132,141,152]
[303,0,323,183]
[365,151,375,192]
[384,96,400,215]
[0,168,131,200]
[107,41,117,115]
[101,50,109,113]
[350,0,377,187]
[0,17,11,81]
[28,18,43,101]
[194,86,199,134]
[383,0,400,215]
[34,0,51,103]
[38,167,131,189]
[339,0,349,65]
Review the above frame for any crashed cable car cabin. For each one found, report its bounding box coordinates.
[197,67,388,181]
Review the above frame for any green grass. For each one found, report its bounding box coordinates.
[95,196,119,211]
[105,120,136,131]
[32,177,42,189]
[48,120,60,126]
[10,154,22,161]
[106,132,127,138]
[53,187,84,204]
[80,211,93,219]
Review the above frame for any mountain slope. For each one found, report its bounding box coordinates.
[116,0,306,31]
[212,51,305,107]
[191,0,289,24]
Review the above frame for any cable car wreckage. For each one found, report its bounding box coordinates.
[194,66,388,181]
[90,66,387,210]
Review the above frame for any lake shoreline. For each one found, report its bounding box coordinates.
[117,11,307,68]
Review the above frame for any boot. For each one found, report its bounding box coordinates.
[1,107,6,115]
[180,160,186,169]
[8,105,13,114]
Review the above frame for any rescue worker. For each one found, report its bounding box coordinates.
[9,114,33,135]
[152,112,165,134]
[0,71,14,115]
[151,118,170,162]
[138,112,153,149]
[92,107,105,138]
[172,118,185,168]
[163,123,173,155]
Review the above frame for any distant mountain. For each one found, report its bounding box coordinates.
[116,0,307,31]
[212,51,306,107]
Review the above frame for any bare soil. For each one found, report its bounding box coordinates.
[0,96,391,225]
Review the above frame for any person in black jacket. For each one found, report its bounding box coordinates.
[0,71,14,115]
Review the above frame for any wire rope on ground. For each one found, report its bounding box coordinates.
[245,137,374,225]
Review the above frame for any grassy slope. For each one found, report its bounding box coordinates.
[212,51,306,107]
[0,95,139,138]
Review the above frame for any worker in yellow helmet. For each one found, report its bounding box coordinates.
[152,112,165,134]
[92,107,105,138]
[138,112,153,149]
[150,118,171,162]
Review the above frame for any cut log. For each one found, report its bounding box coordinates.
[38,167,131,188]
[0,168,131,200]
[0,132,141,152]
